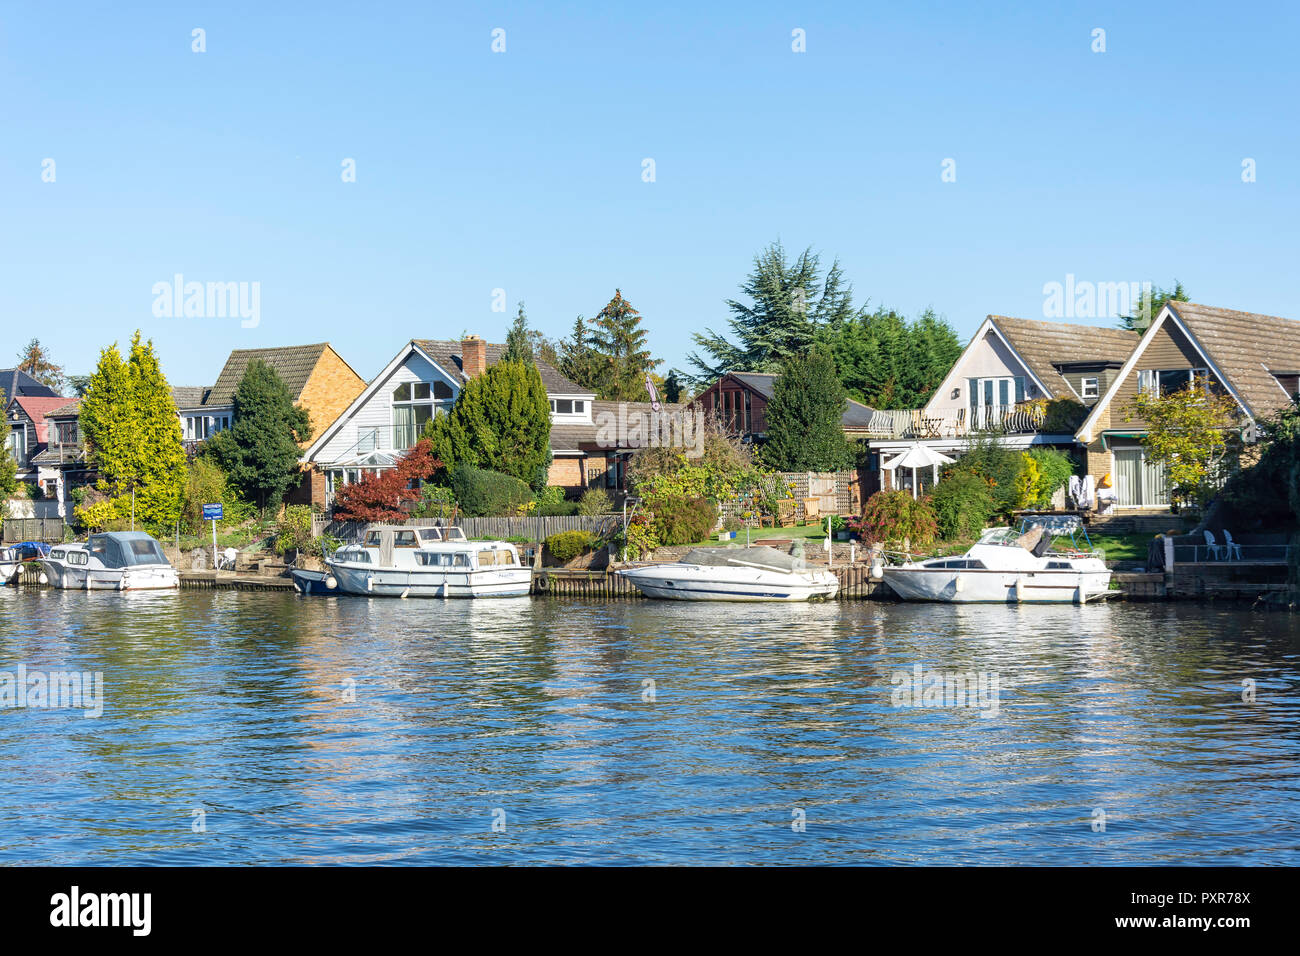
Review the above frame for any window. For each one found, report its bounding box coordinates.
[1081,377,1099,399]
[55,421,78,445]
[357,427,379,453]
[393,380,453,448]
[1138,368,1209,396]
[365,530,383,547]
[5,427,23,463]
[549,399,586,415]
[452,552,470,567]
[394,530,418,548]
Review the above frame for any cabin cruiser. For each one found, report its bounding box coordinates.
[324,524,532,598]
[878,517,1112,604]
[0,545,21,585]
[38,532,180,591]
[617,545,840,602]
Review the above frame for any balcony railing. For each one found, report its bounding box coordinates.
[864,404,1047,440]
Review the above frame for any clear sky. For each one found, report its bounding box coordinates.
[3,1,1298,388]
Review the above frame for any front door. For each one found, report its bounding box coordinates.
[1113,447,1169,507]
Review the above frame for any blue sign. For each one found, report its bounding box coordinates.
[202,504,223,521]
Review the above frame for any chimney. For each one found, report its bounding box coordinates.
[462,334,486,378]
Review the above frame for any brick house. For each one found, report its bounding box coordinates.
[691,371,878,442]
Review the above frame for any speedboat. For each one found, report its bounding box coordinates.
[38,532,180,591]
[878,516,1112,604]
[324,524,532,598]
[616,546,839,601]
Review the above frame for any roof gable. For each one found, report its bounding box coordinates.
[411,339,590,396]
[206,343,330,406]
[988,316,1140,400]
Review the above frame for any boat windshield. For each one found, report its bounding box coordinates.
[683,547,807,572]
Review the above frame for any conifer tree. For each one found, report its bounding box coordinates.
[759,349,854,472]
[504,302,534,364]
[205,360,313,512]
[588,289,658,401]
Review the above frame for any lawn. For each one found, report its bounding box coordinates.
[1089,532,1156,563]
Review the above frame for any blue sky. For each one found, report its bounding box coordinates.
[3,1,1298,388]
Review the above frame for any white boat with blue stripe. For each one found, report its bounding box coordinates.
[616,546,839,602]
[325,524,531,598]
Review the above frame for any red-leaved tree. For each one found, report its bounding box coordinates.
[333,439,441,521]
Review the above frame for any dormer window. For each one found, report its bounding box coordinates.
[1081,377,1099,399]
[549,399,586,415]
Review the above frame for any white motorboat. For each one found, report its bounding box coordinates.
[0,545,21,585]
[616,546,839,602]
[324,524,532,598]
[38,532,180,591]
[879,517,1112,604]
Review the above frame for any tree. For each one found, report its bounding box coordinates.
[423,358,552,489]
[759,349,854,471]
[663,371,684,404]
[16,339,65,392]
[78,332,186,529]
[1119,281,1188,332]
[504,302,534,364]
[333,439,440,521]
[588,290,659,401]
[820,307,963,408]
[555,316,604,393]
[205,360,313,511]
[687,240,860,382]
[66,375,92,397]
[1128,381,1239,507]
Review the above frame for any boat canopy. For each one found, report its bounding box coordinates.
[683,546,807,572]
[86,532,168,568]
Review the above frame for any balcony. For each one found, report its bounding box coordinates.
[864,404,1048,440]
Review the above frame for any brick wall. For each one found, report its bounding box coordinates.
[547,455,585,491]
[297,346,366,448]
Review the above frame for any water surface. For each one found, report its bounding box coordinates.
[1,589,1296,865]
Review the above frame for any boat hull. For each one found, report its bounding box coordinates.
[881,566,1111,604]
[38,562,179,591]
[617,565,839,602]
[325,562,532,598]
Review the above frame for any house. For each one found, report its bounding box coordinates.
[0,367,60,405]
[863,316,1140,496]
[5,395,77,488]
[302,335,663,508]
[29,399,92,496]
[1074,301,1300,508]
[691,371,879,441]
[172,387,230,452]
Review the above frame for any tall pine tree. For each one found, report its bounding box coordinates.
[589,289,658,401]
[205,360,313,511]
[759,349,854,472]
[687,240,860,382]
[504,302,533,364]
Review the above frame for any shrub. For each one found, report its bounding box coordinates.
[275,504,314,556]
[576,486,612,516]
[652,496,718,546]
[1026,447,1076,509]
[545,529,596,563]
[930,472,995,540]
[450,463,533,516]
[859,490,937,549]
[624,512,658,557]
[1041,398,1089,435]
[948,434,1026,516]
[412,485,457,520]
[530,485,576,516]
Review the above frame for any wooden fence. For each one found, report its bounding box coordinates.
[312,513,622,543]
[1,518,67,543]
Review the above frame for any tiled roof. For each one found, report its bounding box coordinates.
[1168,302,1300,418]
[44,399,81,419]
[549,401,690,453]
[989,316,1140,399]
[171,386,212,410]
[206,344,330,406]
[412,339,589,396]
[10,396,72,443]
[0,368,59,403]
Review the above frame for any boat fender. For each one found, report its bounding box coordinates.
[954,574,964,593]
[869,558,884,581]
[39,571,50,586]
[325,575,337,590]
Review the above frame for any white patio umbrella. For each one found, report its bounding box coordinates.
[882,444,955,499]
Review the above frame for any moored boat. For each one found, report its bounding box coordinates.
[324,524,532,598]
[0,545,21,585]
[38,532,180,591]
[616,546,839,602]
[878,517,1112,604]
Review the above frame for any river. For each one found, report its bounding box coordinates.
[1,588,1296,865]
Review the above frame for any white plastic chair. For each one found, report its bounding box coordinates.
[1203,530,1225,561]
[1222,530,1243,561]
